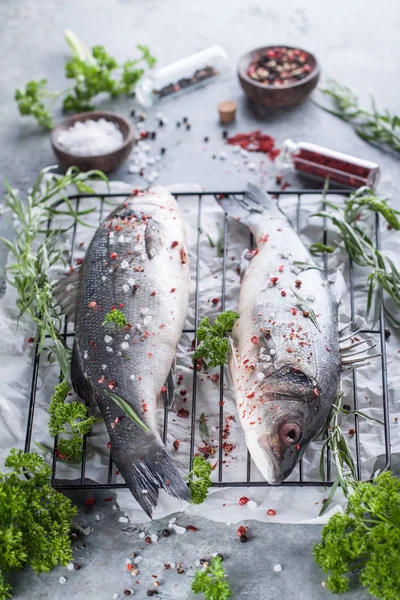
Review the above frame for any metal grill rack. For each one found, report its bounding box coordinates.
[23,189,391,491]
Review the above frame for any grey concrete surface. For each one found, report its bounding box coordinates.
[0,0,399,598]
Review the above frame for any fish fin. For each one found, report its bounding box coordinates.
[70,342,96,407]
[108,428,191,517]
[329,270,346,305]
[145,219,164,260]
[218,183,281,225]
[158,361,176,409]
[340,333,381,370]
[53,268,81,322]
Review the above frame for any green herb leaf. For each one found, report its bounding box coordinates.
[102,308,128,327]
[199,412,210,442]
[194,311,239,368]
[317,79,400,154]
[187,455,213,505]
[192,556,232,600]
[290,288,321,332]
[0,449,77,598]
[314,471,400,599]
[106,391,149,432]
[15,79,55,129]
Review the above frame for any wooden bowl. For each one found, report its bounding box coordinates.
[51,111,135,173]
[238,46,320,108]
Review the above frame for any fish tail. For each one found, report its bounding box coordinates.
[111,433,191,518]
[218,183,281,225]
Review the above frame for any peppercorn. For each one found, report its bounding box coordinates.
[176,121,181,128]
[177,563,185,574]
[186,123,191,131]
[161,528,170,537]
[124,590,134,596]
[145,536,152,544]
[158,119,164,127]
[74,563,82,570]
[343,404,351,411]
[160,147,166,155]
[385,328,391,339]
[212,155,216,159]
[239,534,248,543]
[147,590,155,596]
[130,109,136,118]
[204,136,209,142]
[183,117,188,123]
[200,558,207,565]
[203,453,210,459]
[151,131,157,140]
[222,130,228,139]
[139,169,144,177]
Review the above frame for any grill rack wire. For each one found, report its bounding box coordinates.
[23,189,391,491]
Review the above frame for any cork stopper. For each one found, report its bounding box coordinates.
[218,100,237,124]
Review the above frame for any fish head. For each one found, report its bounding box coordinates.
[243,365,332,484]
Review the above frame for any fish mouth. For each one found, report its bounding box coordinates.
[247,434,283,485]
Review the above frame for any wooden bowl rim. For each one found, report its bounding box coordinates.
[50,111,135,160]
[238,45,320,92]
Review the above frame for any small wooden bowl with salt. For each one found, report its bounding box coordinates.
[51,111,135,173]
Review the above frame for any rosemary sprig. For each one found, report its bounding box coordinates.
[317,79,400,153]
[319,380,384,515]
[290,288,321,331]
[1,166,108,378]
[310,186,400,327]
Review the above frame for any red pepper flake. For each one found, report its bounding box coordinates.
[313,387,320,397]
[211,374,219,383]
[258,233,269,244]
[88,301,98,309]
[270,277,278,285]
[115,470,120,475]
[108,381,116,390]
[140,131,148,139]
[267,509,276,516]
[118,303,124,309]
[247,392,255,399]
[349,428,356,436]
[295,279,302,288]
[161,385,167,393]
[110,252,118,260]
[76,257,83,265]
[223,442,233,453]
[98,375,105,384]
[69,265,74,274]
[325,346,331,353]
[85,497,95,507]
[239,496,249,505]
[27,337,35,344]
[151,291,156,296]
[170,288,176,293]
[303,311,310,318]
[281,290,286,297]
[251,335,259,345]
[104,496,113,502]
[159,324,166,329]
[278,265,284,272]
[211,298,219,305]
[144,536,152,544]
[296,444,301,450]
[227,131,280,161]
[171,241,179,248]
[127,564,133,571]
[177,408,189,418]
[291,308,297,316]
[237,525,248,537]
[287,348,293,353]
[186,525,198,532]
[111,305,117,310]
[106,442,111,449]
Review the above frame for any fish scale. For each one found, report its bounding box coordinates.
[222,184,341,484]
[60,186,191,516]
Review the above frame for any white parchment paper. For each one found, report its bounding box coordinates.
[0,179,399,525]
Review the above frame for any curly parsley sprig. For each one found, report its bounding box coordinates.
[194,311,239,368]
[49,381,98,463]
[0,449,77,599]
[192,556,232,600]
[15,30,156,129]
[187,456,213,505]
[314,471,400,599]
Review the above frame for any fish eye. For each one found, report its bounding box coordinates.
[279,422,301,445]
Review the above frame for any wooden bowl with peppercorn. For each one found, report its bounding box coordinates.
[51,111,135,173]
[238,45,320,108]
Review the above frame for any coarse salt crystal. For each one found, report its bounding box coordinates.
[118,234,126,243]
[128,278,136,286]
[56,118,124,156]
[119,516,129,523]
[218,151,227,160]
[147,157,156,165]
[59,576,67,584]
[122,284,130,293]
[104,335,113,343]
[113,594,119,599]
[138,532,145,538]
[83,350,88,359]
[256,372,265,380]
[134,556,143,564]
[143,315,153,325]
[130,374,135,381]
[121,260,129,270]
[171,524,186,535]
[273,564,282,572]
[150,534,158,543]
[106,346,113,353]
[129,164,140,174]
[247,500,257,509]
[66,563,74,571]
[95,514,101,521]
[232,145,240,153]
[248,162,257,171]
[140,307,149,315]
[121,342,129,350]
[102,364,107,370]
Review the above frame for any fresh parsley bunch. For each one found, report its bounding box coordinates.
[15,31,156,129]
[49,380,98,463]
[194,311,239,368]
[187,456,213,505]
[314,471,400,599]
[192,556,232,600]
[0,449,77,599]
